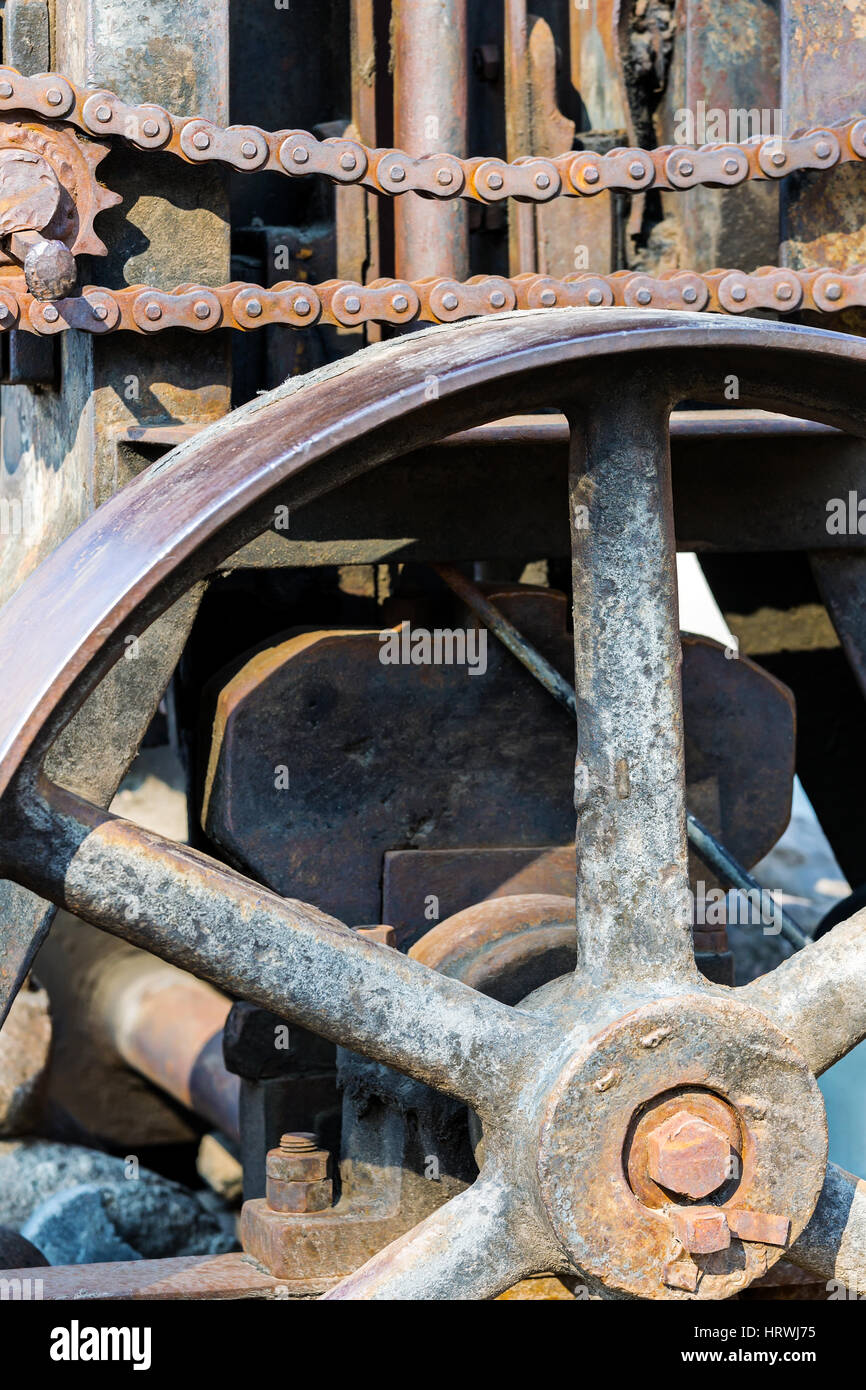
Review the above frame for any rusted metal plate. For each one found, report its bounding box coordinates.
[202,586,580,928]
[204,606,793,934]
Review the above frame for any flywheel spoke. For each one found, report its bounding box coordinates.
[321,1178,546,1300]
[567,381,698,990]
[741,908,866,1075]
[8,782,551,1118]
[789,1163,866,1292]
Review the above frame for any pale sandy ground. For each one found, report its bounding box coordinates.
[111,560,866,1175]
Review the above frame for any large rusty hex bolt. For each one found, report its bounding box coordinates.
[645,1108,731,1201]
[266,1132,332,1214]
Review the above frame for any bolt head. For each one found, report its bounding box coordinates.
[344,294,362,314]
[391,293,409,313]
[41,303,59,323]
[441,291,459,311]
[145,302,163,321]
[192,130,211,150]
[45,88,64,107]
[241,140,258,159]
[91,302,109,321]
[535,171,551,189]
[540,289,557,307]
[646,1109,731,1199]
[291,146,310,164]
[723,157,740,175]
[628,160,646,179]
[339,151,357,171]
[489,290,506,308]
[0,82,13,99]
[636,287,652,305]
[389,164,406,183]
[583,165,600,185]
[293,296,312,317]
[825,282,843,302]
[143,119,160,138]
[586,288,604,306]
[487,170,504,190]
[776,283,794,301]
[682,286,698,303]
[815,140,832,159]
[266,1144,329,1183]
[678,159,694,177]
[731,284,747,302]
[193,300,212,320]
[95,104,112,123]
[770,149,787,167]
[245,297,263,318]
[437,167,454,186]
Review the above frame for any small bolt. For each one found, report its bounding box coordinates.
[91,302,108,321]
[442,291,459,311]
[391,293,409,312]
[340,151,357,171]
[142,119,160,138]
[192,130,211,151]
[145,302,163,321]
[775,283,794,301]
[389,164,406,183]
[487,170,504,190]
[815,139,832,159]
[95,104,112,123]
[291,146,310,164]
[241,140,258,159]
[824,281,843,302]
[770,148,787,167]
[730,284,747,302]
[437,167,454,186]
[583,165,600,185]
[682,286,698,304]
[646,1109,731,1200]
[723,157,740,175]
[0,82,13,99]
[636,287,652,305]
[245,298,263,318]
[45,88,64,107]
[535,171,551,189]
[344,294,362,314]
[540,289,557,306]
[489,290,506,308]
[42,304,59,322]
[194,300,212,320]
[293,296,312,317]
[628,160,646,180]
[587,288,604,306]
[677,159,694,177]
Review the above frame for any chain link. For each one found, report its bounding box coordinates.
[0,64,865,205]
[0,267,863,334]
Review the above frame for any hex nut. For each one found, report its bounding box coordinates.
[266,1146,329,1183]
[646,1108,731,1199]
[669,1205,731,1255]
[267,1174,333,1214]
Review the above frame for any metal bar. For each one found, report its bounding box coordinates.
[435,521,808,955]
[789,1162,866,1289]
[8,781,549,1120]
[567,386,695,984]
[392,0,468,280]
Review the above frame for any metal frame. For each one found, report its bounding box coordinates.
[1,308,866,1297]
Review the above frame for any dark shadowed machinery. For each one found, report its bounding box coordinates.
[0,0,865,1303]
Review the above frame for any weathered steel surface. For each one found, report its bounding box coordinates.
[202,586,579,928]
[2,313,866,1297]
[392,0,468,280]
[409,894,577,1004]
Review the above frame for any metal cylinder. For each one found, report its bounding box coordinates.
[105,961,240,1141]
[392,0,468,280]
